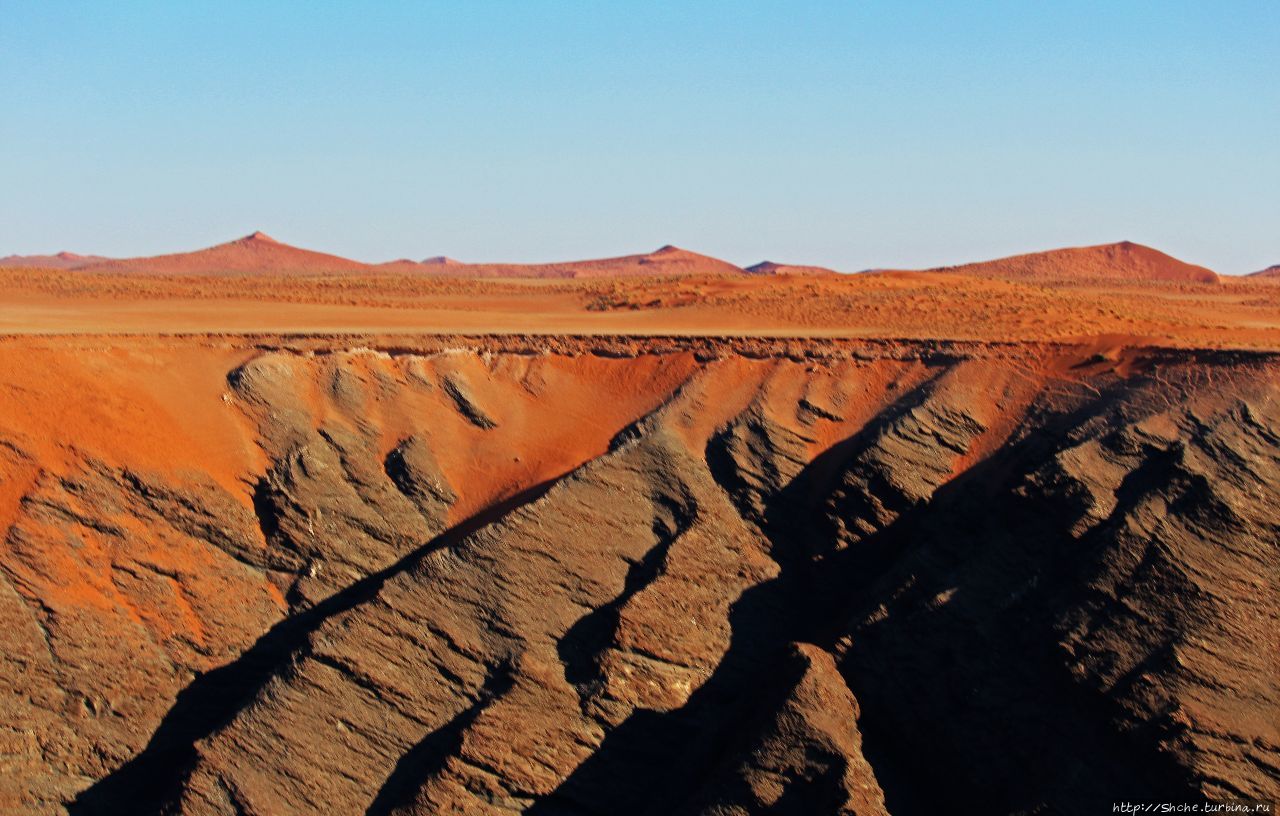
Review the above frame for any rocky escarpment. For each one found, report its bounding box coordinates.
[0,337,1274,814]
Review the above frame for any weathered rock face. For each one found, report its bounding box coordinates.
[0,338,1275,815]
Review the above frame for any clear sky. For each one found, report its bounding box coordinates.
[2,1,1277,273]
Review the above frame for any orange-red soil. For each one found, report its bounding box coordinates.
[916,240,1220,283]
[0,252,107,270]
[2,234,1274,346]
[1,263,1276,348]
[1,233,1278,814]
[745,261,839,276]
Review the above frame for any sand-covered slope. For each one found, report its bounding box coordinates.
[46,236,746,279]
[416,245,746,278]
[746,261,839,276]
[2,261,1277,347]
[80,232,369,276]
[0,235,1234,285]
[927,241,1219,283]
[0,335,1275,814]
[0,252,108,269]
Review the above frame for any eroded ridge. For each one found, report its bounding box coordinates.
[0,337,1274,814]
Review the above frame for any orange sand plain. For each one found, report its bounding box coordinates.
[1,265,1278,349]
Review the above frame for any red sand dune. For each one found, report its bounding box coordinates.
[59,234,747,279]
[81,231,369,276]
[10,234,1232,285]
[1249,264,1280,278]
[746,260,839,276]
[426,244,746,278]
[374,256,465,271]
[0,251,108,269]
[4,233,1275,349]
[924,241,1219,283]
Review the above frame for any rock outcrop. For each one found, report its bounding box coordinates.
[0,338,1273,814]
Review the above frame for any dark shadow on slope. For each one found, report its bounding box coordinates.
[526,375,970,814]
[825,404,1203,815]
[762,765,848,816]
[702,369,955,638]
[531,376,1202,816]
[559,496,693,691]
[528,586,801,816]
[524,386,943,815]
[78,365,1222,816]
[677,640,862,816]
[365,661,515,816]
[250,475,282,545]
[70,475,565,816]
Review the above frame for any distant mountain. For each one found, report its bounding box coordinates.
[1248,264,1280,278]
[52,236,745,279]
[0,251,108,269]
[373,255,466,272]
[80,232,368,276]
[746,261,838,276]
[425,245,745,279]
[923,241,1218,283]
[7,234,1228,284]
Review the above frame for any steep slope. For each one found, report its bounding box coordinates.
[80,232,369,276]
[0,337,1274,814]
[927,241,1220,283]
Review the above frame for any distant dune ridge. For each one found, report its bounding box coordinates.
[0,234,747,278]
[1249,264,1280,278]
[924,241,1220,283]
[0,233,1240,282]
[746,261,839,276]
[82,231,370,276]
[426,244,746,278]
[0,251,108,269]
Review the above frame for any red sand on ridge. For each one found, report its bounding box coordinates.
[746,261,839,276]
[55,234,748,279]
[421,244,746,278]
[374,256,465,271]
[4,231,1277,348]
[81,231,370,276]
[0,251,109,269]
[1249,264,1280,278]
[366,245,744,278]
[4,234,1237,284]
[923,241,1220,283]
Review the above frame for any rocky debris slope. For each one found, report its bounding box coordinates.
[0,339,1274,814]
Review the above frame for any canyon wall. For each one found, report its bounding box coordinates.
[0,337,1274,814]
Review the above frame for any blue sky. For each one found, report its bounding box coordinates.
[2,1,1276,273]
